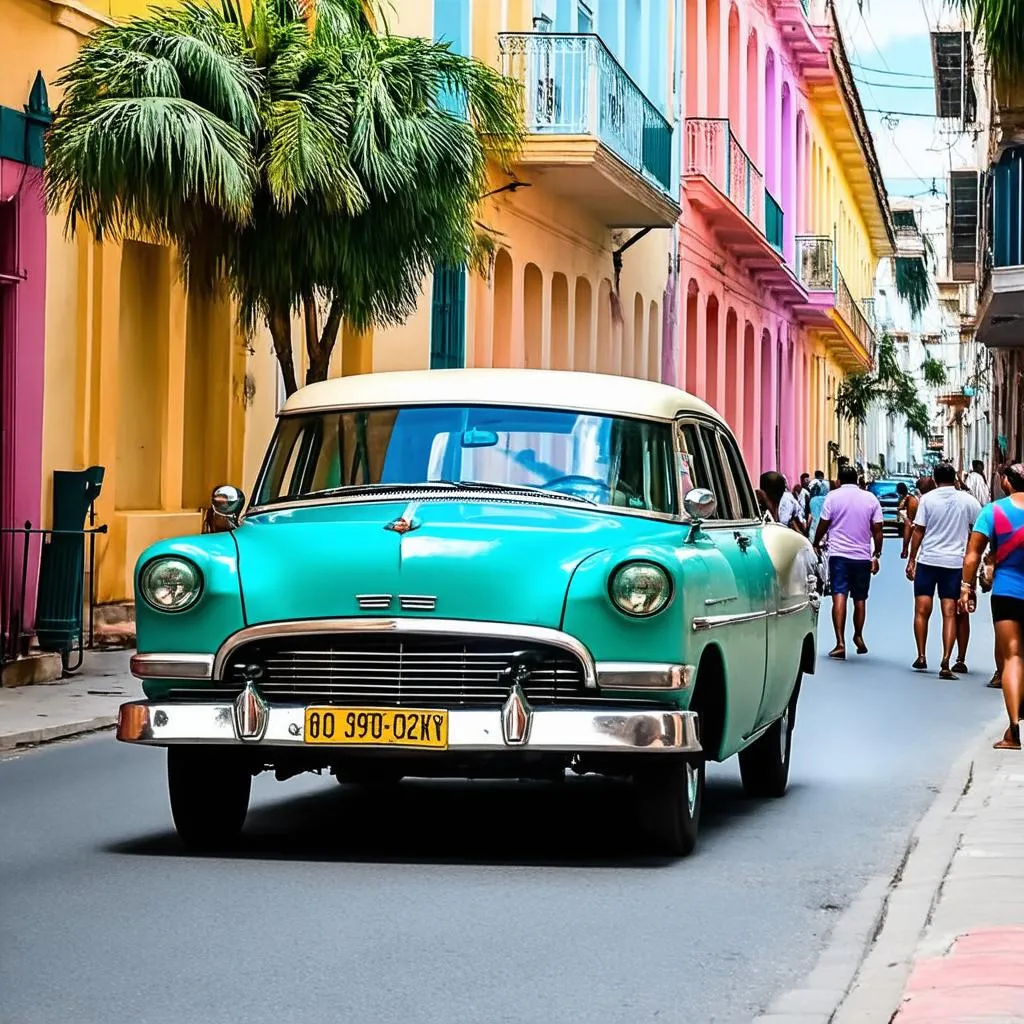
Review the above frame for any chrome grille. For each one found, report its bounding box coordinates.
[221,633,651,707]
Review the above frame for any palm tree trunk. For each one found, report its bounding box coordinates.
[306,295,344,384]
[268,306,298,396]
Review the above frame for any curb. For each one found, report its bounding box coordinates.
[0,715,117,753]
[753,711,1007,1024]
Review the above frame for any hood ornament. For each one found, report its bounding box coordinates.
[385,516,418,534]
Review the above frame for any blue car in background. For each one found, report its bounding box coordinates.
[868,476,918,534]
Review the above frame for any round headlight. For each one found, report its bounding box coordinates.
[610,561,672,617]
[140,557,203,612]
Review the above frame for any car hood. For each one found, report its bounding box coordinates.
[234,499,662,629]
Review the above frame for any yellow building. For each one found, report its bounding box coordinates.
[14,0,682,607]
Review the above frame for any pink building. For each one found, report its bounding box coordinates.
[678,0,893,483]
[1,72,50,657]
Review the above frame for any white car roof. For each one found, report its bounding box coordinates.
[280,368,723,424]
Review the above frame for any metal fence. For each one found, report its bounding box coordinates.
[497,31,674,190]
[0,517,107,672]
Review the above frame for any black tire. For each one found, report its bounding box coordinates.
[167,747,251,852]
[739,681,799,798]
[636,758,705,857]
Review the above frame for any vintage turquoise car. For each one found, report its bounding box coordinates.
[117,369,820,856]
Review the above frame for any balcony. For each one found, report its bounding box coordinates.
[683,118,804,304]
[498,32,679,228]
[793,235,877,369]
[977,147,1024,346]
[772,0,829,68]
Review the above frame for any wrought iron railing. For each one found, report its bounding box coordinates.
[796,235,835,290]
[765,190,784,252]
[498,32,674,190]
[862,296,877,329]
[835,268,877,356]
[685,118,765,229]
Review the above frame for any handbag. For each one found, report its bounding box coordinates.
[980,551,995,593]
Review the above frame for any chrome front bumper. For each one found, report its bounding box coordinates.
[116,698,701,754]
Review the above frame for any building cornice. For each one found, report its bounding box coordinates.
[825,0,896,255]
[38,0,113,35]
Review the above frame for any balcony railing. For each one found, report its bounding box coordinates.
[765,190,784,252]
[685,118,764,229]
[498,32,673,190]
[862,296,876,329]
[796,235,835,290]
[835,268,877,356]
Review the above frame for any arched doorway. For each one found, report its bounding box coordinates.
[705,294,720,410]
[492,249,513,367]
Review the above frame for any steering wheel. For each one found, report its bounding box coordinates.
[544,475,613,500]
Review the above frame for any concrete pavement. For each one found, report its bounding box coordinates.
[0,650,142,750]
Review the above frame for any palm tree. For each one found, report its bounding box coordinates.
[46,0,522,394]
[954,0,1024,83]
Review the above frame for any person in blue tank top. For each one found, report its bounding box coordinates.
[961,463,1024,749]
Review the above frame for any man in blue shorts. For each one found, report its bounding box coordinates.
[813,464,884,659]
[906,462,981,678]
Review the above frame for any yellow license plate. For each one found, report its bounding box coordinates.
[303,707,449,748]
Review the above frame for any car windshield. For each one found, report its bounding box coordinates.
[254,404,679,515]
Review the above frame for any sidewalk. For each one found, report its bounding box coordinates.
[834,724,1024,1024]
[757,715,1024,1024]
[0,651,143,751]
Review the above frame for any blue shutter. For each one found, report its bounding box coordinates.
[434,0,470,113]
[430,266,467,369]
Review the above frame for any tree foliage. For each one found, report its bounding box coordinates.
[892,209,933,321]
[46,0,523,393]
[835,335,933,440]
[921,355,948,387]
[954,0,1024,83]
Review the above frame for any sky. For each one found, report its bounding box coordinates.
[834,0,976,199]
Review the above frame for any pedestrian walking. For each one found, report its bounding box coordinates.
[812,470,830,496]
[798,473,812,516]
[964,459,992,507]
[905,462,981,679]
[759,472,806,533]
[900,476,935,560]
[960,463,1024,750]
[813,464,884,660]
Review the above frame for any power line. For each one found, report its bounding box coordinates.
[864,107,938,117]
[849,61,934,80]
[857,78,936,90]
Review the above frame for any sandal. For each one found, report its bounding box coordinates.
[939,662,958,681]
[853,635,868,655]
[994,724,1021,750]
[912,657,928,671]
[952,662,969,674]
[987,673,1003,689]
[828,645,846,661]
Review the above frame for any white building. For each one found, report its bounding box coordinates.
[864,196,990,476]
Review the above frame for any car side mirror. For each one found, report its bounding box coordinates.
[211,484,246,527]
[683,487,716,542]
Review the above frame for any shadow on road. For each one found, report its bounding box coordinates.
[103,772,789,868]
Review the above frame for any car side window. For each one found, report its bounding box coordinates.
[716,429,758,521]
[680,421,736,520]
[697,425,736,520]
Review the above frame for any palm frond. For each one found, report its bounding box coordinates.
[954,0,1024,84]
[894,256,931,320]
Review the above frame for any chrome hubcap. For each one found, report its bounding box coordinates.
[685,762,699,816]
[779,707,790,762]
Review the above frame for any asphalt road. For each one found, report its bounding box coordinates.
[0,546,1004,1024]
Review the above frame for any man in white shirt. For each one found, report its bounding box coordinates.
[906,462,982,679]
[964,460,991,507]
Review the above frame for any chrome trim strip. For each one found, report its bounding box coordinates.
[356,594,393,610]
[399,595,438,611]
[212,618,599,689]
[690,610,769,633]
[116,700,701,754]
[596,662,694,690]
[704,595,738,607]
[777,600,811,617]
[130,653,214,680]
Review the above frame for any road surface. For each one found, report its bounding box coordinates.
[0,549,1003,1023]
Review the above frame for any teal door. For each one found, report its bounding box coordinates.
[430,265,466,369]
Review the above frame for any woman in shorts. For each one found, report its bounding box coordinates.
[961,463,1024,749]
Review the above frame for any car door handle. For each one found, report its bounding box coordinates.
[734,531,752,551]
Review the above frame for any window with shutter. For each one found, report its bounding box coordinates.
[430,265,467,369]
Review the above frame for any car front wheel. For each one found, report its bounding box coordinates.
[738,682,799,798]
[167,747,252,852]
[636,757,705,857]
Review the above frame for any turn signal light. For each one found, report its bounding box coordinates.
[116,703,150,742]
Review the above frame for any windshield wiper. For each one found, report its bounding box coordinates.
[443,480,597,506]
[304,482,463,499]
